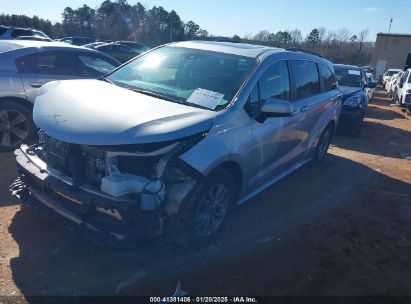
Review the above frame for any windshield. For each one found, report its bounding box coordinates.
[107,46,257,110]
[334,66,362,87]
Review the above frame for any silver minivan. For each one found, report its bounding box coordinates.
[12,41,342,247]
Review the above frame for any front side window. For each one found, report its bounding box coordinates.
[16,52,75,75]
[334,66,362,88]
[259,60,290,101]
[290,60,320,99]
[318,64,337,92]
[77,54,118,77]
[107,46,257,111]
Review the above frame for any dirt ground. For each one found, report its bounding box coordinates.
[0,88,410,300]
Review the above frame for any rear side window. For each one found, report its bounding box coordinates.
[16,52,76,75]
[290,60,320,99]
[318,64,337,92]
[0,27,7,35]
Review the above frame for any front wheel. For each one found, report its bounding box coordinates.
[0,101,36,152]
[178,168,237,247]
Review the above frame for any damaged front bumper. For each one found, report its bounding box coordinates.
[11,145,198,246]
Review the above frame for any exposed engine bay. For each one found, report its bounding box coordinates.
[15,130,205,240]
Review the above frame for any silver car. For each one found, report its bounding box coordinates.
[12,41,342,247]
[0,40,120,151]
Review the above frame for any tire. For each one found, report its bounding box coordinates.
[177,167,237,247]
[349,120,363,137]
[348,112,365,137]
[0,101,35,152]
[313,124,333,163]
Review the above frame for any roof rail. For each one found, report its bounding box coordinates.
[286,47,324,58]
[212,38,239,43]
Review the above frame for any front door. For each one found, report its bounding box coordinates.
[246,60,305,192]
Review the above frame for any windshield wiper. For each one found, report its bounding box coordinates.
[127,87,182,104]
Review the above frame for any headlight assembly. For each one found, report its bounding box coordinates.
[344,95,362,107]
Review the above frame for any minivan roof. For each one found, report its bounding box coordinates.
[170,40,279,58]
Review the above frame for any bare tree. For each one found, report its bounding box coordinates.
[336,28,352,43]
[318,26,327,44]
[289,29,302,44]
[357,29,369,54]
[254,30,270,41]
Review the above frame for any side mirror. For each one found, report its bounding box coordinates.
[365,82,377,89]
[260,98,294,117]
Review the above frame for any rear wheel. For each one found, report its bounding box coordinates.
[314,124,333,163]
[0,101,35,152]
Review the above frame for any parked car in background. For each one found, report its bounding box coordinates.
[0,40,120,151]
[365,72,376,100]
[382,69,402,86]
[334,64,376,136]
[0,25,51,41]
[94,42,139,63]
[396,69,411,107]
[60,36,95,46]
[386,71,404,98]
[114,40,150,52]
[15,36,53,42]
[362,66,376,78]
[12,41,342,247]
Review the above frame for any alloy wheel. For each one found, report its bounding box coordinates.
[194,183,230,237]
[0,109,29,147]
[317,128,331,160]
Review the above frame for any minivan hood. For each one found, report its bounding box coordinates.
[338,85,362,101]
[33,80,216,145]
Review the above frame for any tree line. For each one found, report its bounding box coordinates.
[240,28,373,65]
[0,0,208,46]
[0,0,373,65]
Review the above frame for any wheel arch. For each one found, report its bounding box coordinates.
[214,160,243,201]
[0,97,33,112]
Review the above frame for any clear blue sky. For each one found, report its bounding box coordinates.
[1,0,409,41]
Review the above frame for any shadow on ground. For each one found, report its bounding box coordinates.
[0,152,18,207]
[333,121,411,159]
[8,154,411,297]
[366,105,407,121]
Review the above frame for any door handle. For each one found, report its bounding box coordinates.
[29,82,43,88]
[300,105,309,112]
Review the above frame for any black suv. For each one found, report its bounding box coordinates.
[334,64,376,136]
